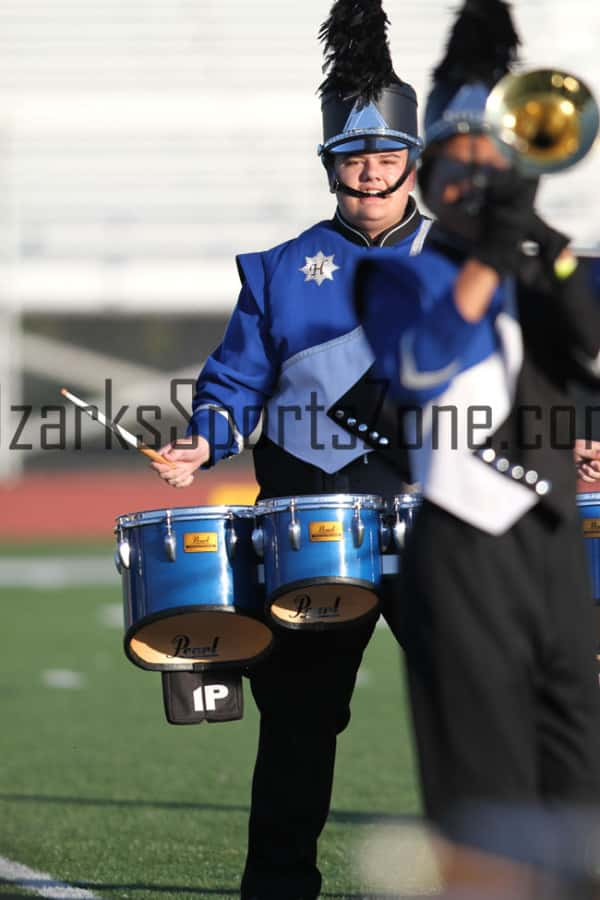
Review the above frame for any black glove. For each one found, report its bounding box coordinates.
[526,213,570,266]
[472,169,539,276]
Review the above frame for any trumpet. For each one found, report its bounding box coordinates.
[485,68,599,175]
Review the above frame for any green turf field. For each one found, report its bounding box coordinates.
[0,553,439,899]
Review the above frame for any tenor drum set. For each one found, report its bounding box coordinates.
[114,490,600,676]
[108,65,600,676]
[115,493,422,673]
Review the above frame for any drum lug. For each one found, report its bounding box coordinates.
[251,525,264,557]
[114,525,131,571]
[379,522,391,553]
[288,520,301,551]
[225,519,238,561]
[164,533,177,562]
[392,510,406,551]
[164,511,176,562]
[352,506,365,548]
[117,539,131,570]
[288,500,301,551]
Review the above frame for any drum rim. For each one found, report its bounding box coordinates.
[116,505,256,526]
[255,493,384,513]
[392,492,423,508]
[577,493,600,504]
[123,605,273,672]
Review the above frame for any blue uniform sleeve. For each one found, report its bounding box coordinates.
[357,254,497,405]
[187,254,278,465]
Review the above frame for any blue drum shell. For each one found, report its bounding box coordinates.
[381,493,423,574]
[577,492,600,603]
[256,495,383,629]
[394,493,423,537]
[117,506,272,672]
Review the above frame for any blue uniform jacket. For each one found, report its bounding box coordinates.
[188,209,432,474]
[358,237,600,533]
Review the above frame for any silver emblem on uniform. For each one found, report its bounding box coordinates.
[299,251,340,286]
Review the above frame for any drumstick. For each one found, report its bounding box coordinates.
[60,387,176,467]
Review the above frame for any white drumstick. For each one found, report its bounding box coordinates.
[60,387,175,467]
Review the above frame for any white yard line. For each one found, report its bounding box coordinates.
[0,855,101,899]
[41,670,86,690]
[0,558,115,588]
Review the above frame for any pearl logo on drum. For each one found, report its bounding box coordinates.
[309,521,343,542]
[583,519,600,538]
[168,634,220,659]
[184,532,218,552]
[292,593,341,620]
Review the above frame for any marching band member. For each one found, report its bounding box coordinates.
[358,1,600,896]
[153,2,430,897]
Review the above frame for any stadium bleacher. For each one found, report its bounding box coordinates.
[0,0,598,483]
[0,0,597,303]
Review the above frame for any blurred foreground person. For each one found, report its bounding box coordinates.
[153,2,430,897]
[358,1,600,897]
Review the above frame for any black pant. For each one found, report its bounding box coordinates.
[397,500,600,856]
[243,444,407,898]
[240,617,377,900]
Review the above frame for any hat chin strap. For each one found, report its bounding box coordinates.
[330,165,414,198]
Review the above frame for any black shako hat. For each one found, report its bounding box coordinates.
[317,0,422,159]
[424,0,520,145]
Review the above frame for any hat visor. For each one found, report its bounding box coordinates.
[327,136,416,154]
[426,118,488,146]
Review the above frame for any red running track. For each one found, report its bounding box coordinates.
[0,471,258,540]
[1,471,597,541]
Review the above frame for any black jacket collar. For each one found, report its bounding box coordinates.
[332,196,425,248]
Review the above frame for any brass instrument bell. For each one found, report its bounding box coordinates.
[485,68,599,175]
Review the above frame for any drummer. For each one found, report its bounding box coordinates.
[152,2,430,898]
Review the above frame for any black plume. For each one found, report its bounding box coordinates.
[318,0,398,103]
[433,0,520,87]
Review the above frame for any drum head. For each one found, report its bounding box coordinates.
[255,493,383,514]
[393,492,423,510]
[117,505,255,528]
[125,609,273,671]
[268,578,379,630]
